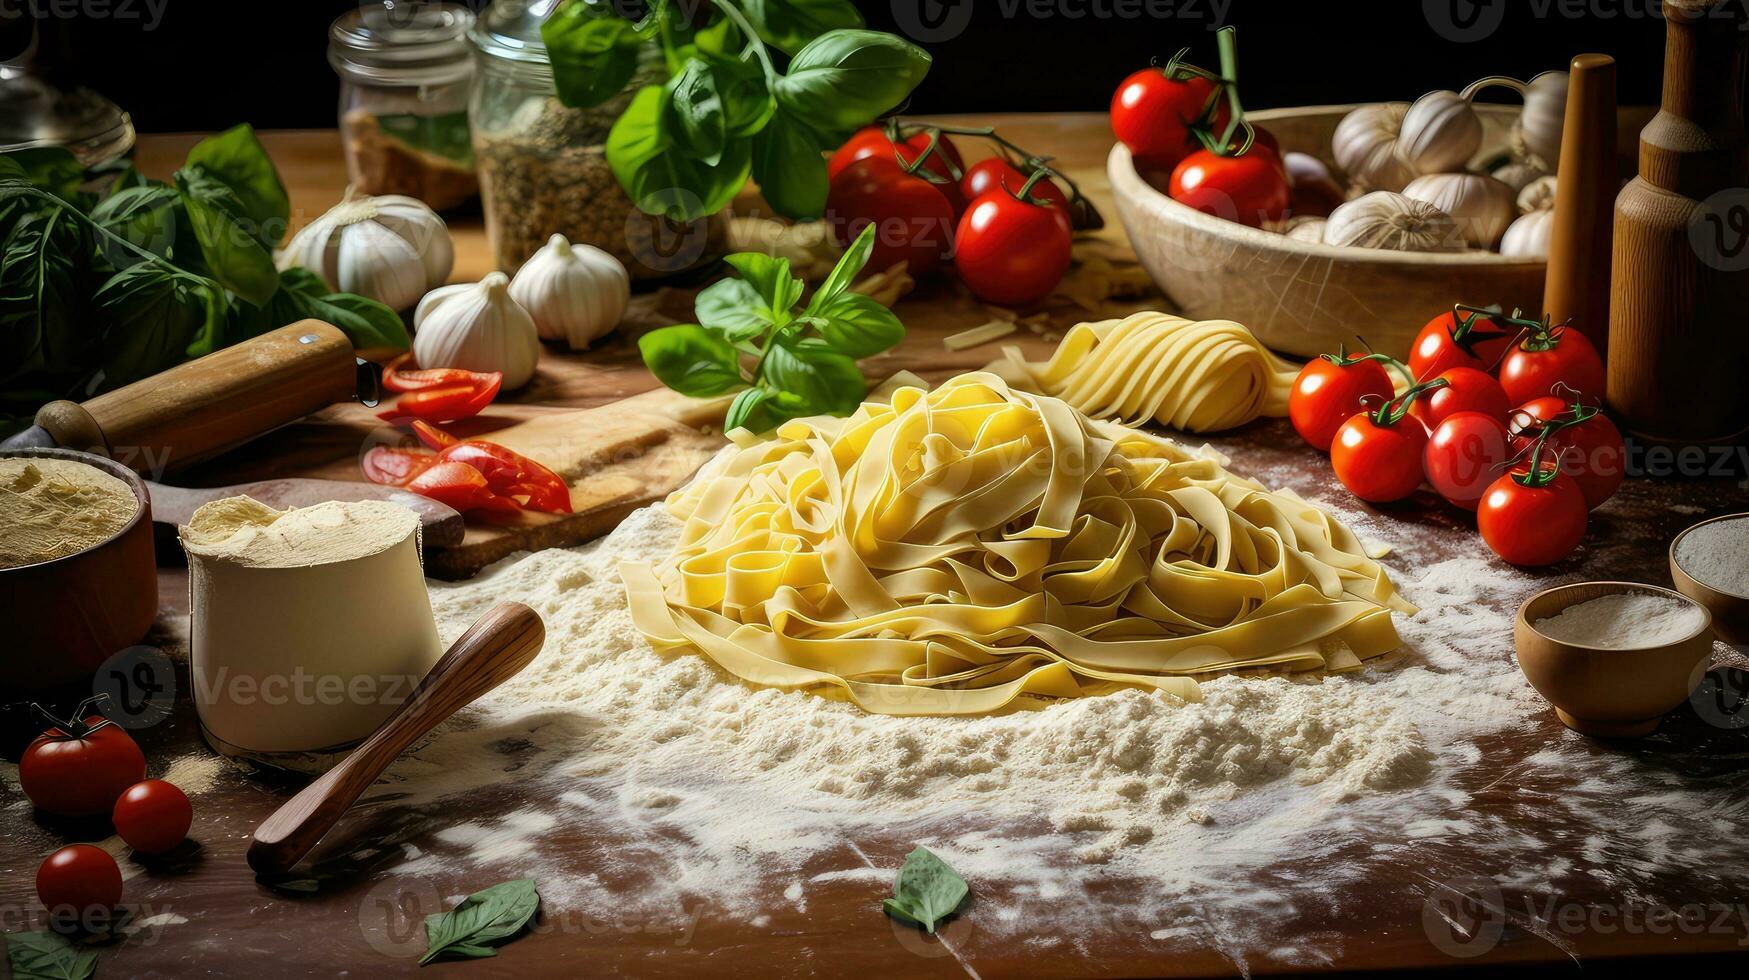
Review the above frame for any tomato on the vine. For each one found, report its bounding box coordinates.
[1408,306,1517,380]
[1167,146,1290,228]
[826,156,957,276]
[1110,68,1229,172]
[954,185,1073,307]
[19,702,146,818]
[959,158,1071,232]
[1424,411,1512,511]
[1478,465,1589,566]
[1332,412,1429,503]
[828,126,966,212]
[113,779,193,854]
[1289,353,1399,452]
[1409,367,1511,433]
[1498,322,1605,407]
[1508,396,1626,510]
[37,845,122,926]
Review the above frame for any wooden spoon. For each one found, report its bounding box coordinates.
[246,602,546,875]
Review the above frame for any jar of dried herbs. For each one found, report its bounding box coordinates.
[467,0,724,281]
[329,1,478,211]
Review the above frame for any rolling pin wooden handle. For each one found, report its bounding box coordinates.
[246,603,546,876]
[36,320,359,475]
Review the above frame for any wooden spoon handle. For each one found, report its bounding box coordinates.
[246,602,546,875]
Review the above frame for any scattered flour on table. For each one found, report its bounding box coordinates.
[1532,592,1709,649]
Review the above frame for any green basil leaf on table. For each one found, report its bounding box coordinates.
[543,4,644,110]
[665,59,728,166]
[607,86,751,222]
[812,291,903,358]
[759,335,864,417]
[806,222,875,311]
[184,124,291,244]
[296,291,410,354]
[174,169,280,306]
[2,147,85,201]
[882,846,968,934]
[420,878,541,966]
[0,206,90,385]
[740,0,863,56]
[774,30,932,136]
[3,928,98,980]
[696,277,774,341]
[724,385,770,433]
[723,252,804,317]
[91,184,205,270]
[751,107,829,221]
[94,264,229,385]
[639,324,746,397]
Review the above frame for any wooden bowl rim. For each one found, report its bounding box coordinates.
[0,448,151,574]
[1108,103,1550,270]
[1517,580,1714,653]
[1670,512,1749,601]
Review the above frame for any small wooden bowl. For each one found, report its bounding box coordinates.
[1516,582,1714,738]
[1,448,157,690]
[1670,513,1749,645]
[1106,104,1546,358]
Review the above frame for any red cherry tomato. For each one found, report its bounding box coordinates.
[1478,467,1589,566]
[953,188,1073,307]
[113,780,193,854]
[1167,147,1290,228]
[826,156,957,276]
[1289,354,1397,452]
[1508,397,1627,510]
[1424,411,1512,511]
[1408,307,1517,381]
[1331,411,1430,503]
[828,127,965,214]
[1110,68,1230,171]
[20,714,146,818]
[1410,367,1511,433]
[958,159,1071,232]
[37,845,122,925]
[1498,327,1605,407]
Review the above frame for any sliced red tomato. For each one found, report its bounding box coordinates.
[437,441,573,515]
[361,446,437,487]
[406,462,525,519]
[378,373,502,424]
[380,355,495,394]
[412,419,462,450]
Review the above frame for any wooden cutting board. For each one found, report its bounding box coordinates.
[422,387,731,579]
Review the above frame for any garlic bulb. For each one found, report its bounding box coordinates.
[1517,175,1558,214]
[413,273,541,389]
[278,192,453,312]
[508,234,630,351]
[1284,216,1328,244]
[1492,159,1546,194]
[1323,192,1464,252]
[1396,90,1482,176]
[1403,173,1517,248]
[1501,210,1554,258]
[1332,103,1416,192]
[1520,71,1569,169]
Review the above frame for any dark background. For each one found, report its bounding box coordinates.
[8,0,1673,132]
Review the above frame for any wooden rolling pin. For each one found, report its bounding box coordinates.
[5,320,359,474]
[247,602,545,875]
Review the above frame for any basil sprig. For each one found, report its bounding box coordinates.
[882,846,968,934]
[420,879,541,966]
[4,929,98,980]
[543,0,929,222]
[639,224,900,433]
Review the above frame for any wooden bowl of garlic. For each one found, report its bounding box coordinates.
[1107,103,1546,359]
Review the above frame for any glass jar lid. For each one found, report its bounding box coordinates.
[472,0,608,68]
[330,1,477,87]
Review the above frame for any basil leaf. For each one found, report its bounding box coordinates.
[882,847,968,934]
[774,31,932,136]
[813,291,902,358]
[542,3,644,109]
[807,222,874,311]
[759,335,864,417]
[741,0,863,56]
[665,60,727,166]
[701,50,776,138]
[420,879,541,966]
[297,291,410,354]
[3,147,84,200]
[0,156,27,182]
[696,278,772,341]
[175,169,279,305]
[0,206,89,385]
[724,385,770,432]
[4,928,97,980]
[91,185,205,270]
[607,86,752,222]
[724,252,804,316]
[185,125,290,245]
[751,107,829,221]
[639,324,745,397]
[94,264,229,384]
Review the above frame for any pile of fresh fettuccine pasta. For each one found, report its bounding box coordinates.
[622,373,1412,716]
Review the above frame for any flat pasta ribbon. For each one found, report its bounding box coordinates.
[998,311,1301,434]
[623,373,1413,717]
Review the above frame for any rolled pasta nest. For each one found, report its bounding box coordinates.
[623,373,1413,717]
[998,311,1301,434]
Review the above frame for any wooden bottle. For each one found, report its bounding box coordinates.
[1608,0,1749,445]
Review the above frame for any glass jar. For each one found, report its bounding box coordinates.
[330,1,478,211]
[468,0,724,280]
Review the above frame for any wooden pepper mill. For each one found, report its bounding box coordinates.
[1608,0,1749,445]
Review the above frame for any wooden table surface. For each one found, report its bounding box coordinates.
[4,120,1749,978]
